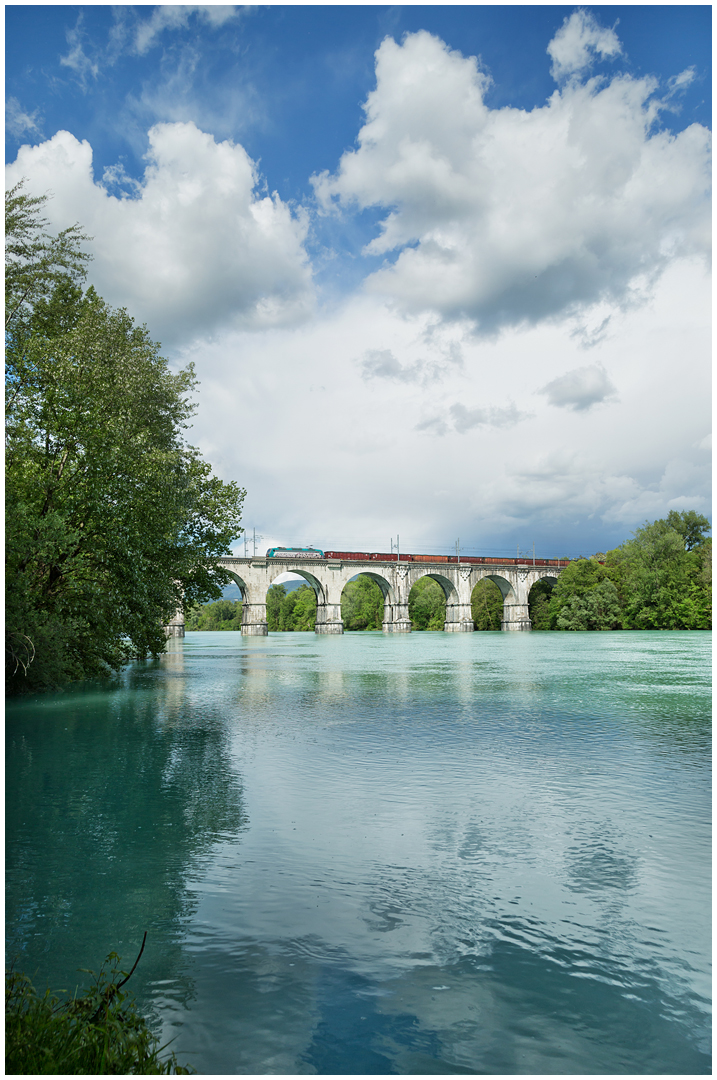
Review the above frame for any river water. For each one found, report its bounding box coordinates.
[6,630,711,1074]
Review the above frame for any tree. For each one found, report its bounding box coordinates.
[341,576,384,630]
[528,579,555,630]
[266,583,287,631]
[555,579,623,630]
[471,579,504,629]
[409,577,446,630]
[6,188,246,691]
[186,599,243,630]
[666,510,711,551]
[546,515,711,632]
[5,181,91,342]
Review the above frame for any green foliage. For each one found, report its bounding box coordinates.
[5,181,91,341]
[6,189,246,692]
[266,583,317,631]
[665,509,711,551]
[555,579,623,630]
[471,578,504,630]
[547,516,711,631]
[5,952,193,1075]
[185,599,243,631]
[409,576,447,630]
[528,578,556,630]
[341,576,384,630]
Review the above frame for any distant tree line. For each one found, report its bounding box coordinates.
[187,511,710,633]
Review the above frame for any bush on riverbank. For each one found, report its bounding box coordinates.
[5,951,193,1075]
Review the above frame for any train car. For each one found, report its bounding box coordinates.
[318,550,571,567]
[266,547,325,559]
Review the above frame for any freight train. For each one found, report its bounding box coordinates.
[265,547,569,568]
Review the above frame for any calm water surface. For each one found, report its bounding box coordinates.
[6,631,711,1074]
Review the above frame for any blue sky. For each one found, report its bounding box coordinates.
[6,5,712,557]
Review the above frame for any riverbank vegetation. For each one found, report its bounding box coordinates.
[534,511,711,630]
[187,511,710,633]
[5,947,192,1074]
[6,185,245,693]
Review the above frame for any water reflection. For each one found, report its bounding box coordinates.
[6,630,711,1074]
[6,677,247,1014]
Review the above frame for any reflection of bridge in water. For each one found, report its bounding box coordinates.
[169,553,566,637]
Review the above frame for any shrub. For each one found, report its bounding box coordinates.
[6,943,193,1075]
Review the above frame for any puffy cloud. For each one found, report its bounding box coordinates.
[547,10,622,81]
[313,30,710,336]
[180,255,709,553]
[6,122,314,346]
[539,363,617,411]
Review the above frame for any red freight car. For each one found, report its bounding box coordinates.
[323,551,569,567]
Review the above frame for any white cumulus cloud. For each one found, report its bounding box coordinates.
[6,122,314,346]
[547,10,622,81]
[313,29,710,336]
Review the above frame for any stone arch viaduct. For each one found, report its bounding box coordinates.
[168,553,564,636]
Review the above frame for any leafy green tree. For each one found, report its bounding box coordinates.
[5,181,91,342]
[547,556,612,628]
[341,576,384,630]
[547,514,711,631]
[528,579,556,630]
[666,510,711,551]
[6,189,246,691]
[186,599,243,630]
[610,517,711,629]
[409,577,446,630]
[471,579,504,629]
[290,585,318,630]
[266,584,287,631]
[556,579,623,630]
[266,584,317,631]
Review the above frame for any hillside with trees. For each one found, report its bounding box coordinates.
[6,185,246,692]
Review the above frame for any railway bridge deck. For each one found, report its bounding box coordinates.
[168,552,566,637]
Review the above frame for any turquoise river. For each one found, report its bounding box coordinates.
[5,630,711,1074]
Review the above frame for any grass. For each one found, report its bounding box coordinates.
[6,938,193,1075]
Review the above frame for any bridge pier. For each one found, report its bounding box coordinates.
[315,603,344,634]
[241,602,268,636]
[444,602,475,632]
[501,602,532,631]
[165,606,185,638]
[383,600,411,632]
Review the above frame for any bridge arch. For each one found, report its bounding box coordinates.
[339,572,395,631]
[269,567,327,604]
[527,574,558,631]
[221,569,249,600]
[411,570,459,605]
[481,573,516,600]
